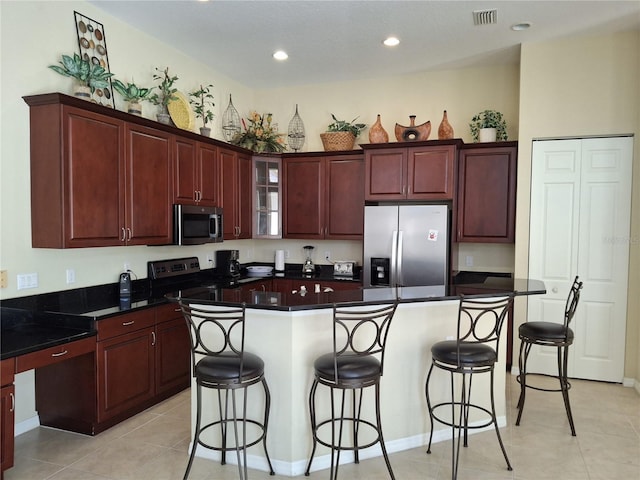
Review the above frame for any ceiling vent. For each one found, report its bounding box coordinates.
[473,9,498,26]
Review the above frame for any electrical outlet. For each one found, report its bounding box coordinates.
[206,253,214,265]
[66,268,76,284]
[285,250,290,259]
[0,270,7,288]
[17,273,38,290]
[325,251,331,261]
[465,255,474,267]
[123,262,131,272]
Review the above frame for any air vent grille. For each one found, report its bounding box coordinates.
[473,9,498,25]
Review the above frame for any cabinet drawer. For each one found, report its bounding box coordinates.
[154,302,183,324]
[1,359,15,387]
[97,309,156,341]
[15,336,95,373]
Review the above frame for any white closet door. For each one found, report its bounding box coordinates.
[529,137,632,382]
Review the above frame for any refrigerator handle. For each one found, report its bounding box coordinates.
[391,230,398,287]
[397,230,404,286]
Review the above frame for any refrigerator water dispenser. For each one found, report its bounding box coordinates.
[370,257,390,286]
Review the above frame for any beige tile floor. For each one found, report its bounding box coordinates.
[6,375,639,480]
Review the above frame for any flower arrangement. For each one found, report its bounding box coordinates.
[469,109,508,142]
[231,111,286,153]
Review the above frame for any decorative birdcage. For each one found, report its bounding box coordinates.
[221,94,241,142]
[287,104,306,152]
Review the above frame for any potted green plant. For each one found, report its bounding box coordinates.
[149,67,179,124]
[320,114,367,151]
[469,109,507,142]
[111,79,154,116]
[48,53,114,99]
[189,84,215,136]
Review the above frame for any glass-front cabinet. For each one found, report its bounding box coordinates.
[253,156,281,238]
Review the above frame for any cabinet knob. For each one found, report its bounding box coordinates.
[552,287,559,293]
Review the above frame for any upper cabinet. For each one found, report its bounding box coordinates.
[456,142,517,243]
[219,147,252,240]
[363,141,459,201]
[173,138,219,206]
[253,156,282,239]
[283,152,364,240]
[25,95,173,248]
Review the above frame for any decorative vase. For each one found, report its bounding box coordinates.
[157,106,172,125]
[127,100,142,116]
[73,83,91,100]
[395,115,431,142]
[200,126,211,137]
[368,114,389,143]
[479,127,497,143]
[437,110,454,140]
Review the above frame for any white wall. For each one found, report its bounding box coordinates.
[514,30,640,381]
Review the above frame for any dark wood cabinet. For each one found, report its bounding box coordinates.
[25,96,173,248]
[154,308,191,396]
[1,360,15,476]
[174,138,219,206]
[219,148,252,239]
[457,143,517,243]
[364,142,457,201]
[283,152,364,239]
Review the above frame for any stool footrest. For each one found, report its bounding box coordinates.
[430,401,496,431]
[517,372,572,393]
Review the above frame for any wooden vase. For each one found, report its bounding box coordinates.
[395,115,431,142]
[437,110,454,139]
[368,114,389,143]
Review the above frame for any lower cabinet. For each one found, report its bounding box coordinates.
[34,303,190,435]
[1,360,15,476]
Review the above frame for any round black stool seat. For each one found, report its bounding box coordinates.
[196,352,265,385]
[314,353,381,382]
[431,340,497,368]
[519,322,574,344]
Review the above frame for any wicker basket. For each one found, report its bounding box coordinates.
[320,131,356,151]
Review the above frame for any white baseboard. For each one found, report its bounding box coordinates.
[192,415,507,477]
[15,415,40,436]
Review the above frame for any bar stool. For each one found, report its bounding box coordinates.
[425,295,515,480]
[305,302,398,480]
[516,276,583,435]
[178,301,274,480]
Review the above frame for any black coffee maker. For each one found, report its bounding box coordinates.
[216,249,240,278]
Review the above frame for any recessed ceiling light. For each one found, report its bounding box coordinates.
[511,22,532,31]
[383,37,400,47]
[273,50,288,60]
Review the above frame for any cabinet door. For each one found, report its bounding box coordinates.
[457,145,517,242]
[198,143,219,206]
[365,149,406,200]
[326,155,364,239]
[174,137,197,204]
[97,328,155,422]
[125,125,173,245]
[155,317,191,396]
[0,384,14,473]
[219,148,239,239]
[62,107,125,247]
[271,278,293,294]
[237,153,253,239]
[407,145,455,200]
[283,156,325,238]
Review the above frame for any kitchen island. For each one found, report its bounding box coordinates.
[168,279,545,476]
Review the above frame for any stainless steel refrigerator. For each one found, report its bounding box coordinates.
[363,205,449,287]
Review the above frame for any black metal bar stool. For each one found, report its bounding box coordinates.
[425,295,515,480]
[305,302,398,480]
[178,301,275,480]
[516,276,583,435]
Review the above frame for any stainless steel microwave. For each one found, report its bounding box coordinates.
[173,204,223,245]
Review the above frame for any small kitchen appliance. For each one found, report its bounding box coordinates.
[216,249,240,279]
[302,245,315,275]
[173,204,223,245]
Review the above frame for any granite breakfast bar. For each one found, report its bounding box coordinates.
[168,279,545,477]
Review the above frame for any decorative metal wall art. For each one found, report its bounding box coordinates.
[222,94,241,141]
[74,11,114,107]
[287,104,306,152]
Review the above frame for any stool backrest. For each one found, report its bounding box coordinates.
[178,301,247,376]
[457,295,514,358]
[332,302,398,377]
[564,276,583,329]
